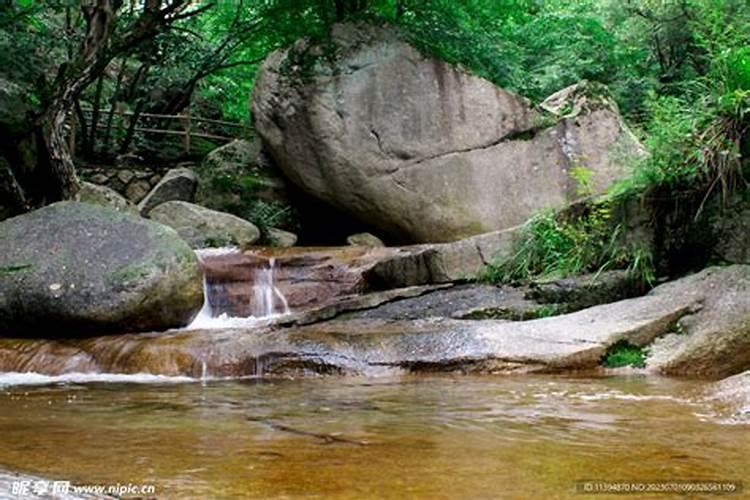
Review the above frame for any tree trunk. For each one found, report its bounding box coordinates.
[119,98,145,154]
[74,99,90,156]
[0,156,28,216]
[38,98,82,201]
[103,58,127,152]
[87,73,105,157]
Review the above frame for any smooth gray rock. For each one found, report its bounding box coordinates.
[347,232,385,247]
[252,23,643,243]
[138,167,198,216]
[526,270,643,310]
[0,202,202,337]
[706,370,750,424]
[266,227,298,247]
[78,182,138,214]
[0,278,696,376]
[149,201,261,249]
[647,265,750,377]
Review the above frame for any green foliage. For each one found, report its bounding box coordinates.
[612,38,749,214]
[245,199,295,230]
[482,200,655,286]
[601,341,647,369]
[534,304,562,319]
[571,165,595,197]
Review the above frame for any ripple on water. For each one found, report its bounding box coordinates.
[0,374,746,499]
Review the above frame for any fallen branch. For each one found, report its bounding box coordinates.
[246,416,368,446]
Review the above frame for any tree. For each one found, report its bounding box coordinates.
[0,0,214,213]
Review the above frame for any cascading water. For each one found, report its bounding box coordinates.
[252,258,290,317]
[188,248,291,329]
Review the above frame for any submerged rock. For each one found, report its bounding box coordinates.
[252,23,642,243]
[138,167,198,216]
[706,370,750,424]
[149,201,261,249]
[0,202,202,337]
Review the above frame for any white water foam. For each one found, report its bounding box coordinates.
[0,372,197,387]
[194,246,242,258]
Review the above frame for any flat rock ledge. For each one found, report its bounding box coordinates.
[0,266,746,378]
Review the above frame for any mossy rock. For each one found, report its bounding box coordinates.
[0,202,202,337]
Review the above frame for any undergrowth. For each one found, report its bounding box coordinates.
[481,199,655,287]
[482,17,748,287]
[601,341,647,369]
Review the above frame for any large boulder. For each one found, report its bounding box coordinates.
[647,265,750,378]
[0,202,203,336]
[138,167,198,216]
[78,182,138,214]
[252,23,643,243]
[149,201,261,249]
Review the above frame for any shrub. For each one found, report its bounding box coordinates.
[602,341,647,368]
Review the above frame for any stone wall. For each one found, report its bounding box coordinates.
[78,164,176,203]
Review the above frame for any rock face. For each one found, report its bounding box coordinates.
[252,23,642,243]
[0,202,202,337]
[149,201,261,249]
[647,265,750,378]
[78,182,138,214]
[712,197,750,264]
[138,167,198,216]
[0,269,702,376]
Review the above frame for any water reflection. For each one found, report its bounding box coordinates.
[0,374,746,499]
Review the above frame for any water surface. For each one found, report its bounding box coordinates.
[0,374,746,499]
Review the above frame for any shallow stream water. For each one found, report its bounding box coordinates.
[0,374,746,499]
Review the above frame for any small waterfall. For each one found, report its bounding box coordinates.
[252,258,290,317]
[187,249,291,329]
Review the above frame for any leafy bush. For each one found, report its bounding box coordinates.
[602,341,647,368]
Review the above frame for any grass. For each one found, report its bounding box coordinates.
[601,341,647,368]
[481,199,655,288]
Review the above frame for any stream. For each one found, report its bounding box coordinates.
[0,374,746,498]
